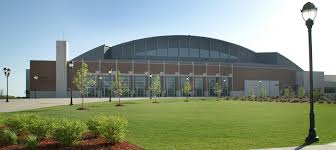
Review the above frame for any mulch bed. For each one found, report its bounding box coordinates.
[0,133,143,150]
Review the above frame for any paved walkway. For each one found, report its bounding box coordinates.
[253,142,336,150]
[0,97,147,112]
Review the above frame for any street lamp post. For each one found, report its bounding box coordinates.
[3,68,11,102]
[108,69,112,102]
[69,61,74,105]
[98,76,102,98]
[33,75,38,99]
[223,79,226,97]
[149,74,152,99]
[259,80,262,97]
[186,77,189,98]
[301,2,319,143]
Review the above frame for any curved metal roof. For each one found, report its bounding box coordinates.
[72,35,302,70]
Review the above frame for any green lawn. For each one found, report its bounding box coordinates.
[1,98,336,150]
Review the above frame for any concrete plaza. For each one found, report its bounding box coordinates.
[253,142,336,150]
[0,97,146,112]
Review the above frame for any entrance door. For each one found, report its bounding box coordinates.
[166,76,176,97]
[195,77,203,96]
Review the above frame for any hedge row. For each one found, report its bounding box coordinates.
[0,114,127,147]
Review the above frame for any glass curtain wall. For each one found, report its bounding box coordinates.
[166,76,176,97]
[208,77,216,96]
[134,76,146,97]
[121,75,130,97]
[195,77,203,96]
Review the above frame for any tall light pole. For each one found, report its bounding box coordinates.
[98,76,102,98]
[259,80,262,97]
[186,77,189,98]
[301,2,319,143]
[3,68,11,102]
[69,61,74,105]
[108,69,113,102]
[223,79,226,97]
[149,74,152,99]
[33,75,38,99]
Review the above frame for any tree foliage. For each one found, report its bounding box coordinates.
[72,62,95,109]
[260,87,268,98]
[183,80,192,101]
[313,88,322,101]
[152,75,161,103]
[298,86,305,98]
[249,88,256,98]
[213,81,222,99]
[284,87,293,98]
[112,70,127,106]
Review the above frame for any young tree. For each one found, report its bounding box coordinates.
[73,61,96,109]
[213,81,222,100]
[152,75,161,103]
[284,87,293,98]
[113,70,127,106]
[313,88,322,102]
[183,80,192,102]
[260,87,268,98]
[298,86,305,98]
[249,88,256,98]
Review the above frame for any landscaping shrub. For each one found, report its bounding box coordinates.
[4,114,36,134]
[26,116,51,140]
[25,135,38,149]
[88,116,128,143]
[0,129,18,146]
[86,117,100,136]
[51,119,86,145]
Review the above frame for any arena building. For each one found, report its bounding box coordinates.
[26,35,332,98]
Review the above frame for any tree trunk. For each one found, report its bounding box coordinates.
[118,95,121,105]
[81,93,84,109]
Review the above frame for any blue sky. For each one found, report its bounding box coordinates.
[0,0,335,96]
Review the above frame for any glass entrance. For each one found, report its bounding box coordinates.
[166,76,176,97]
[135,76,146,97]
[208,77,216,96]
[195,77,203,96]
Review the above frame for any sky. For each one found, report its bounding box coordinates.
[0,0,335,97]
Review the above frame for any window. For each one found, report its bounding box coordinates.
[179,38,189,57]
[166,76,176,96]
[158,38,168,57]
[168,39,178,57]
[325,87,336,93]
[123,43,134,58]
[135,40,146,57]
[146,38,157,56]
[135,76,146,97]
[200,49,209,58]
[210,40,220,59]
[199,38,210,58]
[208,77,216,96]
[190,37,199,58]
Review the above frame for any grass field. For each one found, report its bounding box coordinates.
[1,98,335,150]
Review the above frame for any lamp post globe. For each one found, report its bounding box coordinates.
[108,69,112,102]
[301,2,319,144]
[223,79,226,97]
[149,74,152,99]
[3,68,11,102]
[33,75,38,99]
[98,76,103,98]
[69,61,74,105]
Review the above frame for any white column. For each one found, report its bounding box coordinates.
[56,41,68,98]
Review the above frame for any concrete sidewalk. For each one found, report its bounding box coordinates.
[0,97,147,112]
[253,142,336,150]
